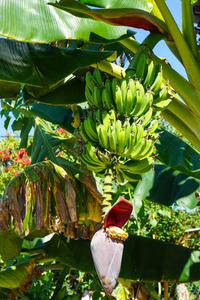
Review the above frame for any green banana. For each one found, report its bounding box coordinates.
[80,122,90,143]
[81,160,106,173]
[130,138,146,160]
[102,87,112,111]
[124,120,131,147]
[118,168,142,182]
[136,139,154,160]
[112,77,119,100]
[151,132,160,141]
[118,157,153,174]
[85,85,93,107]
[122,132,136,157]
[113,85,123,114]
[128,78,137,100]
[143,58,156,88]
[108,126,117,152]
[147,119,159,134]
[153,98,172,111]
[80,152,106,172]
[105,79,114,107]
[85,71,96,93]
[136,52,147,80]
[125,88,134,115]
[150,64,163,94]
[84,113,98,143]
[140,106,153,127]
[102,111,110,128]
[116,168,125,183]
[137,92,153,117]
[98,124,109,149]
[153,86,168,103]
[135,80,145,96]
[94,109,102,123]
[130,89,143,116]
[93,68,103,86]
[120,78,128,113]
[86,142,106,166]
[115,120,123,153]
[135,124,145,143]
[117,130,126,154]
[92,85,103,109]
[109,109,116,124]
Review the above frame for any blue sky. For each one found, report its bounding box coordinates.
[0,0,186,137]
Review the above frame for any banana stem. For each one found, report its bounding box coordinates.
[154,0,200,88]
[102,168,114,217]
[181,0,200,61]
[91,61,126,79]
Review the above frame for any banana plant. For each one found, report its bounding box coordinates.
[1,0,200,298]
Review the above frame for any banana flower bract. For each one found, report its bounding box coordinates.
[90,196,133,295]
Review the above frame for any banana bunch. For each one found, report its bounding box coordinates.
[115,157,153,183]
[80,141,115,174]
[80,110,99,145]
[85,60,173,119]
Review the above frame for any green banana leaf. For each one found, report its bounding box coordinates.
[0,259,36,289]
[0,231,23,261]
[156,128,200,180]
[0,39,114,87]
[0,81,21,98]
[0,0,132,43]
[133,164,200,209]
[23,76,86,105]
[51,0,171,40]
[78,0,153,10]
[0,288,10,300]
[1,99,75,133]
[30,117,77,164]
[44,234,200,283]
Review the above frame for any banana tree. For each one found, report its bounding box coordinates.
[1,0,200,298]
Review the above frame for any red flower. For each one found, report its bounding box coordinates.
[13,157,20,161]
[14,172,19,177]
[104,196,133,228]
[21,158,31,165]
[56,151,62,157]
[17,149,27,159]
[56,128,70,134]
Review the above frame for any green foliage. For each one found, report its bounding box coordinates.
[1,0,200,298]
[124,199,200,250]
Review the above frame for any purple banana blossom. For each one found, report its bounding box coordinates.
[90,196,133,295]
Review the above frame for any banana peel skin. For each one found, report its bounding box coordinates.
[90,196,133,295]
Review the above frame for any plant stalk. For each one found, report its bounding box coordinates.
[181,0,200,61]
[102,168,114,216]
[91,61,126,79]
[154,0,200,88]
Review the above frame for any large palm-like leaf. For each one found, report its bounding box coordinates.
[133,164,200,209]
[0,0,132,43]
[43,234,200,282]
[51,0,171,39]
[0,39,114,87]
[156,129,200,179]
